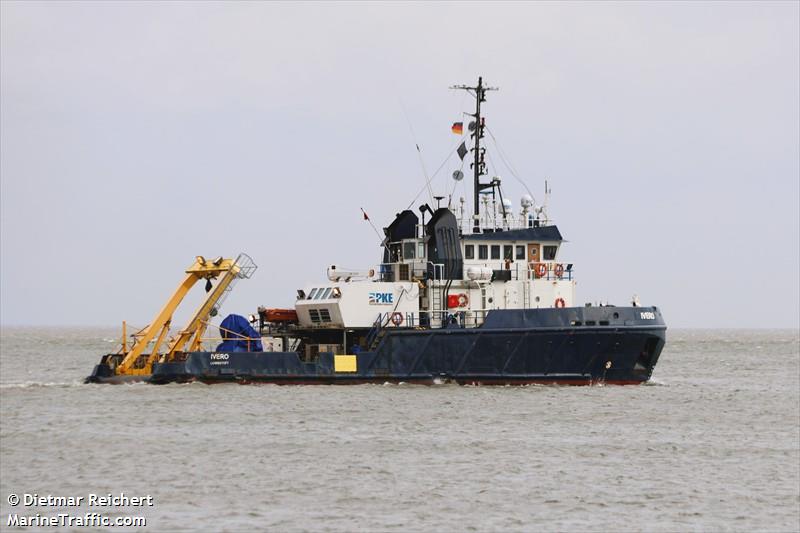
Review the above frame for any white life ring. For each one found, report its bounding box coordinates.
[457,293,469,307]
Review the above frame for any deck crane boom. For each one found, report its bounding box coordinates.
[114,253,256,376]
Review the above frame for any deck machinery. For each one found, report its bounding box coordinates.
[86,254,256,383]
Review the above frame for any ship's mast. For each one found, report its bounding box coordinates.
[451,76,498,232]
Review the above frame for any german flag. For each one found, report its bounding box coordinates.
[451,122,463,135]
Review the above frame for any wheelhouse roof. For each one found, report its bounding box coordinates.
[461,226,563,242]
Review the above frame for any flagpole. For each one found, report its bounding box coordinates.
[361,208,392,256]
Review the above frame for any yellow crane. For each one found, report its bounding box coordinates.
[112,254,256,377]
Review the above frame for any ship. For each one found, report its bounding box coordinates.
[87,77,666,386]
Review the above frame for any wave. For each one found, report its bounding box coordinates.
[0,380,86,389]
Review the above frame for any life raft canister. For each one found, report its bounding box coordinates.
[554,297,566,308]
[554,263,565,279]
[535,263,547,278]
[391,312,404,326]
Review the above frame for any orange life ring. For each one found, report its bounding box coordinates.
[390,312,404,326]
[535,263,547,278]
[554,264,565,279]
[457,293,469,307]
[554,297,566,308]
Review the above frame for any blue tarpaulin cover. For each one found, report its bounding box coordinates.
[215,314,263,352]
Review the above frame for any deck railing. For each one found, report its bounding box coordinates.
[376,261,574,283]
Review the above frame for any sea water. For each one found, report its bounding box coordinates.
[1,327,798,532]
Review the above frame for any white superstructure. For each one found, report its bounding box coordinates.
[292,76,576,332]
[294,205,575,330]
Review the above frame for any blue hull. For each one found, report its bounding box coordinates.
[137,307,666,386]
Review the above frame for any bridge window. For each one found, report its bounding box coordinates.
[478,245,488,260]
[516,245,525,260]
[491,245,500,260]
[403,242,416,260]
[389,244,401,262]
[465,244,474,259]
[543,245,558,260]
[503,245,513,260]
[320,287,332,299]
[418,243,425,258]
[307,288,318,300]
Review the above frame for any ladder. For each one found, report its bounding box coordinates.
[428,263,444,328]
[369,328,388,351]
[430,285,441,327]
[522,280,530,309]
[365,313,385,349]
[478,282,490,326]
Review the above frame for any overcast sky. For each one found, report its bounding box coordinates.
[1,1,798,328]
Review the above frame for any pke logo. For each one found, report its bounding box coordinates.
[368,292,394,305]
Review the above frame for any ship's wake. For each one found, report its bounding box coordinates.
[1,380,87,389]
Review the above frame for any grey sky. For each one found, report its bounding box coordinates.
[1,1,798,328]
